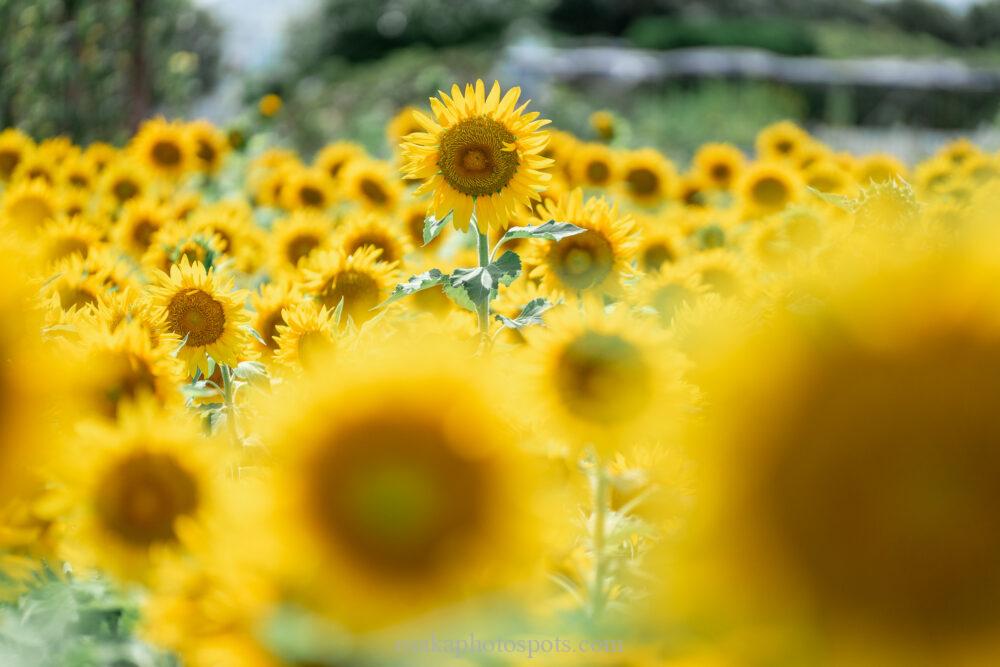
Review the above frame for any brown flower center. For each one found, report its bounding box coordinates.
[166,288,226,346]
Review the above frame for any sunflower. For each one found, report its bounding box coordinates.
[83,142,118,174]
[313,141,366,186]
[101,159,152,207]
[852,179,919,234]
[755,120,810,163]
[738,161,803,219]
[187,120,230,174]
[620,148,677,207]
[147,257,252,375]
[523,303,693,454]
[249,281,302,357]
[272,300,344,373]
[693,142,746,191]
[65,321,185,422]
[677,174,711,209]
[635,218,688,273]
[249,341,541,631]
[401,80,553,232]
[569,142,618,190]
[40,253,109,313]
[280,167,336,211]
[543,129,578,182]
[130,118,195,179]
[386,105,425,149]
[334,212,412,265]
[676,248,755,299]
[631,265,708,328]
[671,248,1000,662]
[342,159,402,213]
[1,179,57,233]
[269,210,334,274]
[0,129,33,182]
[38,215,102,266]
[58,154,96,192]
[188,200,265,272]
[115,197,171,257]
[528,189,637,298]
[36,136,77,165]
[11,152,57,185]
[141,222,228,275]
[803,159,856,197]
[589,109,617,142]
[302,246,398,326]
[744,217,795,272]
[938,137,979,166]
[856,153,908,186]
[399,198,449,251]
[84,286,178,349]
[58,402,221,582]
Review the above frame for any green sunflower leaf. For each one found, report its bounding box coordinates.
[496,220,587,247]
[492,250,522,287]
[243,325,267,347]
[423,211,453,246]
[376,269,447,309]
[332,295,345,325]
[446,253,522,310]
[495,297,554,330]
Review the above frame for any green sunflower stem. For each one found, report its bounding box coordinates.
[475,222,491,349]
[219,363,243,448]
[589,455,609,624]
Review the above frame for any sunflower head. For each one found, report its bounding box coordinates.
[334,212,412,266]
[1,179,57,233]
[342,159,401,213]
[130,118,195,179]
[738,161,804,219]
[0,129,33,182]
[620,148,676,207]
[402,80,553,232]
[302,246,398,326]
[186,120,230,174]
[694,142,747,190]
[313,141,366,185]
[270,210,333,274]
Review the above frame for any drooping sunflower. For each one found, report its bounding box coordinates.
[249,342,542,632]
[130,117,195,179]
[269,210,334,274]
[669,247,1000,662]
[620,148,677,207]
[737,161,804,219]
[147,257,252,375]
[342,159,402,213]
[1,179,57,232]
[333,212,412,266]
[313,141,366,187]
[401,80,553,232]
[302,246,398,326]
[0,129,33,182]
[569,142,618,190]
[185,120,230,175]
[528,189,637,298]
[115,197,171,257]
[523,303,694,454]
[58,402,221,582]
[280,167,336,211]
[272,300,344,373]
[694,142,747,191]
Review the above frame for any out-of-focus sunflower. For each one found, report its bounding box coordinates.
[38,215,102,266]
[249,281,301,358]
[0,129,33,182]
[302,246,397,326]
[258,93,283,117]
[636,218,688,273]
[83,142,118,175]
[528,189,637,298]
[678,173,711,208]
[738,161,803,219]
[386,105,425,149]
[523,303,693,455]
[130,118,195,179]
[313,141,366,187]
[569,142,618,190]
[803,159,856,197]
[84,286,177,349]
[334,212,411,265]
[676,248,755,299]
[41,252,109,313]
[694,142,746,191]
[342,159,401,213]
[58,403,222,582]
[11,152,57,185]
[56,189,92,219]
[188,200,265,272]
[589,109,617,142]
[401,80,552,232]
[620,148,677,207]
[938,137,979,166]
[269,210,334,274]
[141,222,228,275]
[187,120,230,174]
[668,246,1000,663]
[115,198,171,258]
[248,342,542,632]
[856,153,909,186]
[1,179,57,232]
[101,159,152,207]
[280,167,336,211]
[631,265,708,328]
[273,300,343,373]
[147,257,252,375]
[57,154,96,192]
[755,120,811,163]
[399,198,449,252]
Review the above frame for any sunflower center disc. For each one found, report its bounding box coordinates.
[167,288,226,346]
[152,140,182,167]
[438,116,519,197]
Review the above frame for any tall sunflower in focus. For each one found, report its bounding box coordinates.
[147,257,251,375]
[401,80,553,232]
[249,342,541,632]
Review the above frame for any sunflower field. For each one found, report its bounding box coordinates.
[0,78,997,666]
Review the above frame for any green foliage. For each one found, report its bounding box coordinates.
[0,0,221,143]
[626,17,819,56]
[497,221,589,246]
[496,297,555,330]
